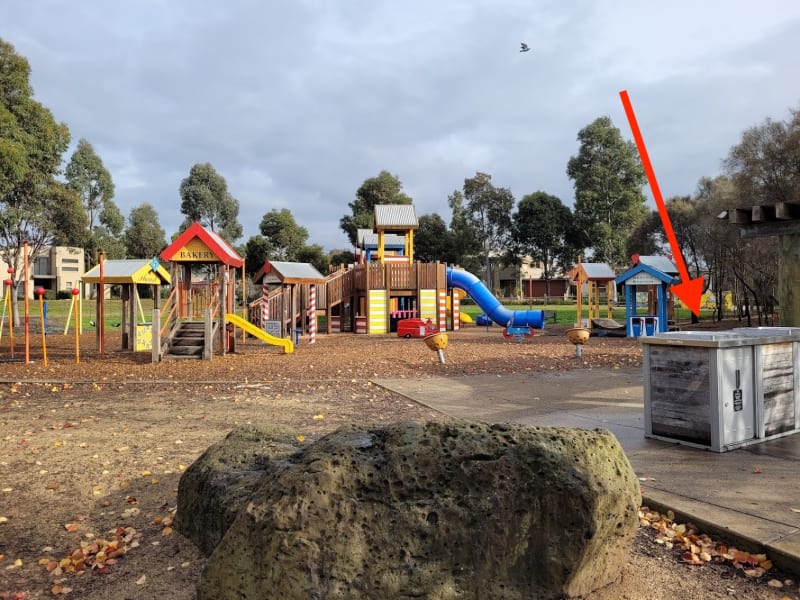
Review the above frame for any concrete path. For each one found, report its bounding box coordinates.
[373,368,800,574]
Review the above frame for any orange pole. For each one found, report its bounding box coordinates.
[24,242,30,363]
[36,287,47,367]
[72,288,80,363]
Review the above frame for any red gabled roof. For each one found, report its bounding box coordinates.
[161,222,244,268]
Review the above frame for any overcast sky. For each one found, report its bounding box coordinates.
[5,1,800,252]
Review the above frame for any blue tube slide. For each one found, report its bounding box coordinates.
[446,267,544,329]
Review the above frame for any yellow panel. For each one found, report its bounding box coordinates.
[135,323,153,351]
[368,290,387,334]
[174,238,216,262]
[419,289,437,321]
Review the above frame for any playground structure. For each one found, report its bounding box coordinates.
[0,206,550,364]
[82,256,172,353]
[570,260,621,333]
[614,255,678,337]
[248,205,544,340]
[250,260,326,346]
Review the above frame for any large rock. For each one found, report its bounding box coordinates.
[180,421,640,600]
[174,423,302,556]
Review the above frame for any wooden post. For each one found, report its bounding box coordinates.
[219,267,227,355]
[121,284,129,349]
[152,307,160,363]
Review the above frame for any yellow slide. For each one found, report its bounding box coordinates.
[225,313,294,354]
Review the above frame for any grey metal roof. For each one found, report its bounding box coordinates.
[356,229,373,245]
[261,261,326,283]
[581,262,616,280]
[374,204,418,229]
[637,255,678,275]
[359,232,406,249]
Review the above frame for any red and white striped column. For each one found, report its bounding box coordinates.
[308,285,317,344]
[261,282,269,328]
[438,290,447,331]
[452,292,460,331]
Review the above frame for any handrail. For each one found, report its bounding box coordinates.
[159,286,179,340]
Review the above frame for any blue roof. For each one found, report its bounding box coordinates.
[615,263,678,286]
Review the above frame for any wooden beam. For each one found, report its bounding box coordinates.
[740,219,800,239]
[776,202,800,220]
[751,205,776,222]
[729,208,751,224]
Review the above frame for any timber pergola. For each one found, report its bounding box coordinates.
[82,258,171,352]
[725,201,800,326]
[253,260,326,341]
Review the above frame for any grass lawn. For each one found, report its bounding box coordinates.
[459,302,715,326]
[15,297,158,333]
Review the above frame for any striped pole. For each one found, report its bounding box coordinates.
[438,290,447,331]
[308,285,317,344]
[453,291,460,331]
[261,282,269,328]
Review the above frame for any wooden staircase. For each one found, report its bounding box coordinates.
[163,320,216,359]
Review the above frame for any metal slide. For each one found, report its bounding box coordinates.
[225,313,294,354]
[446,267,544,329]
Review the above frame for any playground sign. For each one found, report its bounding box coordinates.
[627,272,661,286]
[174,238,216,262]
[265,320,282,338]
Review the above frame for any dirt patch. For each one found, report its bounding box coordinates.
[0,322,797,599]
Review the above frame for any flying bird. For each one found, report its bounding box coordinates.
[520,42,530,53]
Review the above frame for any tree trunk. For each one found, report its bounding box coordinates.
[778,234,800,326]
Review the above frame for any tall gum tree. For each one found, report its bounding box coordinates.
[0,39,71,322]
[124,203,167,259]
[461,172,514,286]
[567,116,647,270]
[340,171,412,246]
[511,192,581,301]
[65,138,124,262]
[178,162,243,243]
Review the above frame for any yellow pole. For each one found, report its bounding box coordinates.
[36,287,47,367]
[72,288,80,363]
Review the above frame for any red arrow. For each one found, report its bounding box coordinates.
[619,90,704,316]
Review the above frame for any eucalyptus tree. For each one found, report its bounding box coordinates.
[64,138,123,262]
[0,39,71,321]
[567,116,648,269]
[460,172,514,285]
[123,203,167,259]
[512,192,581,301]
[340,170,412,246]
[178,162,242,243]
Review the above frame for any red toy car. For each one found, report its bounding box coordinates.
[397,318,438,338]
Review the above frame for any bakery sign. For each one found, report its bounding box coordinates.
[175,238,217,261]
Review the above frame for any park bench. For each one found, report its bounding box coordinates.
[542,310,558,324]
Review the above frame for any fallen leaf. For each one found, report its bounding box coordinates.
[752,466,762,474]
[136,574,147,585]
[296,435,305,443]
